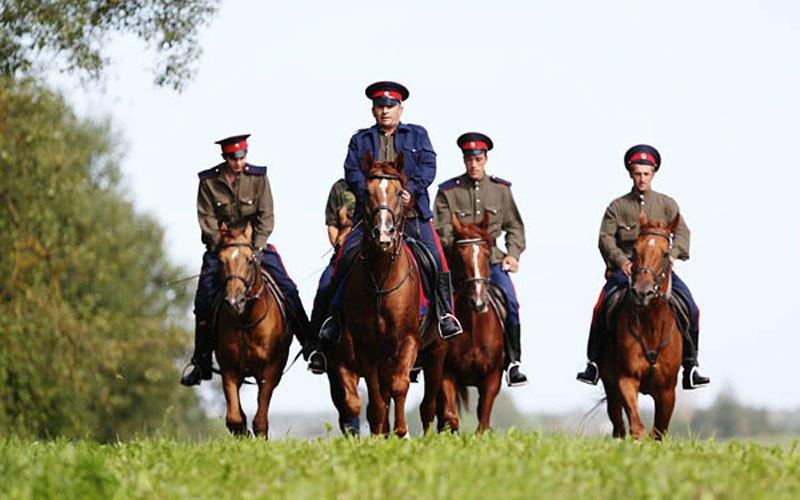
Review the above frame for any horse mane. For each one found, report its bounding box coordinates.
[454,221,495,246]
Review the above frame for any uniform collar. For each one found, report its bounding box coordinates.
[371,122,410,135]
[466,173,488,187]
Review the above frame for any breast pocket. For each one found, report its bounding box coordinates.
[239,198,257,217]
[617,224,639,242]
[485,206,503,222]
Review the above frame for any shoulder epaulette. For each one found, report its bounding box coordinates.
[197,166,220,180]
[244,164,267,175]
[438,176,462,192]
[490,175,511,187]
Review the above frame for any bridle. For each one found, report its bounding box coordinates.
[364,173,406,259]
[455,237,492,288]
[217,241,267,329]
[631,230,673,299]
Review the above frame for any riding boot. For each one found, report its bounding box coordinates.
[681,328,710,390]
[435,271,463,339]
[180,318,213,386]
[576,312,603,385]
[504,324,528,387]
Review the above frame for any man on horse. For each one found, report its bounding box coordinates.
[434,132,529,387]
[181,134,325,386]
[311,81,463,348]
[576,144,711,390]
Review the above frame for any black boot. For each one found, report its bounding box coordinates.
[435,272,463,339]
[180,318,213,386]
[681,328,710,390]
[504,324,528,387]
[576,309,604,385]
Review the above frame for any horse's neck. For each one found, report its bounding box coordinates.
[627,299,674,335]
[364,245,408,280]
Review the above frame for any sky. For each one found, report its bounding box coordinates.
[53,0,800,418]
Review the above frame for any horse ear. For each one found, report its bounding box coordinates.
[639,209,648,228]
[362,150,373,175]
[395,152,405,173]
[451,213,465,237]
[245,222,253,241]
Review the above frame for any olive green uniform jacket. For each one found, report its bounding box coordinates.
[599,188,690,272]
[434,173,526,264]
[196,163,273,251]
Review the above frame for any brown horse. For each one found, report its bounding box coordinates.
[437,214,505,433]
[600,211,682,439]
[327,152,446,436]
[215,223,291,437]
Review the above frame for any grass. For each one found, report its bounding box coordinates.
[1,432,799,499]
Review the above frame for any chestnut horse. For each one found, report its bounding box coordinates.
[328,152,446,436]
[215,223,291,437]
[437,214,505,433]
[600,212,682,439]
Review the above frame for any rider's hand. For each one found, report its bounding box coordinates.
[621,260,633,276]
[400,189,412,207]
[502,256,519,273]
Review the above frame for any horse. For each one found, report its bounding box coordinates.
[437,214,505,433]
[600,211,683,439]
[327,151,446,436]
[214,222,292,437]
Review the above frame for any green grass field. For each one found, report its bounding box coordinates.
[2,432,798,499]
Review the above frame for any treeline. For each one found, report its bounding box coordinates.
[0,77,211,441]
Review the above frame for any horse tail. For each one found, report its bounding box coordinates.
[456,384,470,412]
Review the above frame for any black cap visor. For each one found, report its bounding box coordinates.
[372,97,400,107]
[223,149,248,159]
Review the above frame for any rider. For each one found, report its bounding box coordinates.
[312,81,463,344]
[575,144,711,390]
[180,134,325,386]
[306,178,356,374]
[434,132,529,387]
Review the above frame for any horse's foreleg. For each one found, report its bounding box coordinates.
[222,372,248,436]
[252,365,281,439]
[366,367,389,435]
[618,376,645,439]
[477,370,502,433]
[438,376,460,432]
[651,387,676,440]
[419,342,446,434]
[601,379,626,438]
[390,336,418,438]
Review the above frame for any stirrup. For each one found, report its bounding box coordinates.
[683,365,710,390]
[437,313,463,339]
[576,361,599,386]
[506,362,528,387]
[307,350,327,375]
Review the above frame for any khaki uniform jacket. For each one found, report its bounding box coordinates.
[434,173,526,264]
[599,188,690,271]
[197,163,274,250]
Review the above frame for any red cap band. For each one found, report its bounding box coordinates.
[221,140,248,154]
[371,90,403,101]
[461,140,489,151]
[628,151,656,166]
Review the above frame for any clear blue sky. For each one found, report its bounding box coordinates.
[55,0,800,417]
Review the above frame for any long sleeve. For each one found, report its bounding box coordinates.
[252,175,274,249]
[197,182,220,250]
[433,190,454,248]
[502,189,526,260]
[405,129,436,199]
[668,200,691,261]
[344,135,367,212]
[598,203,628,269]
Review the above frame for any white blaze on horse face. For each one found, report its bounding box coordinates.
[471,243,484,296]
[231,248,239,260]
[648,238,656,248]
[378,179,392,240]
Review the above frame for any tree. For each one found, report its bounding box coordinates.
[0,77,213,440]
[0,0,220,90]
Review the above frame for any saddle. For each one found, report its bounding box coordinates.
[600,285,692,343]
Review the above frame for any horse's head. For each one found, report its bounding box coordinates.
[217,222,258,315]
[362,151,408,254]
[630,211,678,306]
[452,213,495,313]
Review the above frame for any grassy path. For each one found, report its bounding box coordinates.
[2,432,799,499]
